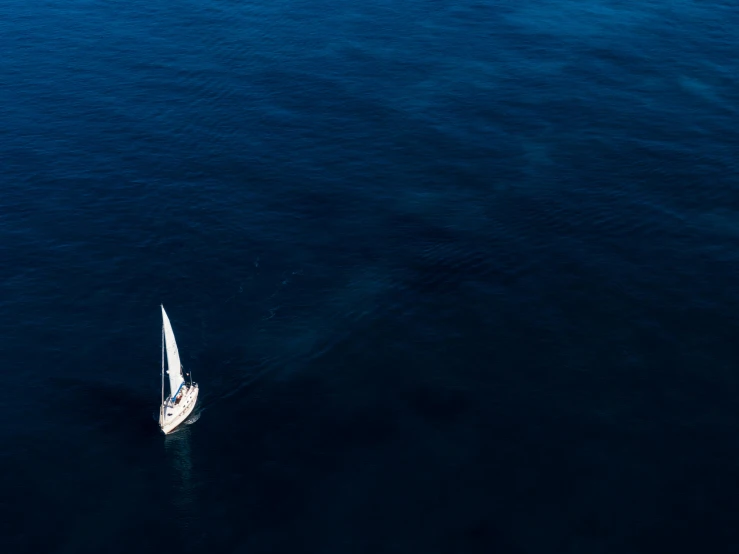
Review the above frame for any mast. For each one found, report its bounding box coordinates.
[161,305,185,400]
[161,321,165,408]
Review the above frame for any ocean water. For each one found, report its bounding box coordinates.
[1,0,738,552]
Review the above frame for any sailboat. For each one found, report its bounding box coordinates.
[159,305,199,434]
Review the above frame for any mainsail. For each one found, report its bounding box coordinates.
[161,305,185,400]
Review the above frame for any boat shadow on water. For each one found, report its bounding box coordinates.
[49,377,166,442]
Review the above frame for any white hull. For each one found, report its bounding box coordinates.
[159,383,199,435]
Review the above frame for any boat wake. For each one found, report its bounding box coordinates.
[184,411,201,425]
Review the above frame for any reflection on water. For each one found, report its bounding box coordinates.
[163,424,195,525]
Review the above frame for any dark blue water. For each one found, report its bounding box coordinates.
[2,0,739,551]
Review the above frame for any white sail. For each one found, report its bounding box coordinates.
[161,305,185,400]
